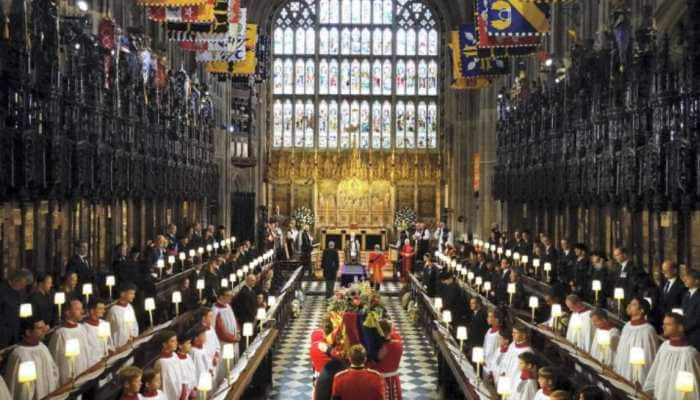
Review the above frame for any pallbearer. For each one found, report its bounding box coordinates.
[370,320,404,400]
[107,283,140,347]
[332,345,385,400]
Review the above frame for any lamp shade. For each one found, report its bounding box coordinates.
[543,262,552,272]
[268,296,276,308]
[97,321,111,339]
[497,376,512,395]
[222,343,235,360]
[672,308,684,315]
[505,250,512,258]
[551,304,563,318]
[144,297,156,311]
[483,281,492,292]
[434,298,443,310]
[189,249,196,258]
[17,361,37,384]
[65,338,80,357]
[197,372,213,392]
[106,275,116,287]
[256,307,266,320]
[507,283,516,294]
[206,245,213,252]
[490,244,496,252]
[614,288,625,300]
[675,370,695,393]
[497,247,503,255]
[172,291,182,304]
[220,278,229,288]
[156,259,165,269]
[213,242,220,250]
[196,279,205,290]
[229,273,237,284]
[475,277,483,286]
[484,242,490,249]
[168,255,176,265]
[597,329,611,347]
[442,310,452,324]
[242,322,254,337]
[472,347,485,363]
[512,252,520,261]
[82,283,93,295]
[532,259,540,268]
[237,270,244,279]
[243,265,250,274]
[179,252,186,261]
[19,303,32,318]
[220,240,226,248]
[472,238,479,246]
[629,346,646,366]
[197,247,204,255]
[529,296,539,309]
[521,255,529,264]
[467,271,475,281]
[456,326,467,341]
[54,292,66,305]
[592,280,602,291]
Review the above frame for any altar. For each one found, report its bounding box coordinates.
[320,228,387,251]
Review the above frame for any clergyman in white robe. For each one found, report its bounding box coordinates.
[4,339,59,400]
[48,322,93,384]
[643,339,700,400]
[565,307,595,352]
[613,320,659,383]
[83,318,114,365]
[107,302,139,348]
[590,325,620,368]
[497,342,532,395]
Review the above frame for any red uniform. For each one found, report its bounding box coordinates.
[310,334,332,374]
[400,244,414,283]
[332,367,385,400]
[370,332,404,400]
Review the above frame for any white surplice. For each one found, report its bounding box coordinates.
[590,327,620,368]
[533,389,551,400]
[4,342,59,400]
[158,352,188,400]
[512,376,538,400]
[82,319,114,365]
[139,389,167,400]
[482,328,501,375]
[178,353,197,397]
[612,321,659,383]
[0,377,10,399]
[497,342,532,395]
[566,309,595,352]
[48,323,93,384]
[643,340,700,400]
[106,302,139,348]
[190,345,214,382]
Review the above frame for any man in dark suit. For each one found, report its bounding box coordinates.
[557,238,576,286]
[439,271,467,326]
[300,225,314,277]
[612,247,648,300]
[322,242,340,298]
[0,269,33,347]
[495,258,512,305]
[658,260,686,316]
[681,268,700,351]
[235,273,258,325]
[66,241,95,287]
[467,297,489,348]
[422,254,441,298]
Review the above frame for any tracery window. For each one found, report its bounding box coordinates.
[272,0,440,150]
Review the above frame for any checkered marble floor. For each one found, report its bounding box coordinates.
[268,294,440,400]
[301,280,403,296]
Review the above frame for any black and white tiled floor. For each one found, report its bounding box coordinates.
[301,280,403,296]
[269,284,440,399]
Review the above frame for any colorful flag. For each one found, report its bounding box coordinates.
[451,26,510,80]
[481,0,551,37]
[475,0,541,49]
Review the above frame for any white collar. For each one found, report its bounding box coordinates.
[690,288,698,296]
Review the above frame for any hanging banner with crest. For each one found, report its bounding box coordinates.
[481,0,551,37]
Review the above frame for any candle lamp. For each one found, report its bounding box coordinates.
[124,308,136,340]
[505,249,512,258]
[172,291,182,316]
[475,276,483,290]
[497,247,503,256]
[434,297,443,311]
[456,326,467,352]
[629,346,646,384]
[472,347,484,379]
[197,372,213,400]
[106,275,116,299]
[472,238,479,247]
[243,322,254,348]
[54,292,66,319]
[497,376,512,399]
[17,360,37,396]
[467,271,475,283]
[507,283,516,305]
[243,265,250,274]
[268,295,276,308]
[529,296,539,321]
[521,255,529,268]
[614,288,625,316]
[451,260,457,270]
[551,304,563,333]
[222,343,235,382]
[256,307,267,330]
[82,283,93,304]
[97,321,111,356]
[19,303,33,318]
[512,252,520,263]
[592,280,602,303]
[65,338,80,379]
[189,249,196,261]
[196,279,205,302]
[156,259,165,279]
[484,242,490,251]
[482,281,492,295]
[229,273,237,289]
[532,259,540,276]
[179,252,186,270]
[197,247,205,262]
[220,278,229,289]
[675,370,695,400]
[490,244,496,253]
[167,255,175,274]
[213,242,220,252]
[206,245,213,256]
[237,269,244,280]
[442,310,452,329]
[144,297,156,327]
[543,262,552,282]
[596,329,611,366]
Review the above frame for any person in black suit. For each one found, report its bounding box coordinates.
[495,258,512,305]
[467,297,489,348]
[30,273,55,327]
[570,243,591,296]
[0,269,33,347]
[681,268,700,351]
[300,225,314,277]
[517,230,534,260]
[612,247,648,301]
[439,271,467,326]
[66,241,95,287]
[422,254,441,298]
[557,238,576,287]
[322,242,340,298]
[589,250,611,307]
[235,273,259,325]
[658,260,686,316]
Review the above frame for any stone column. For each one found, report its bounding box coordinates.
[477,86,498,238]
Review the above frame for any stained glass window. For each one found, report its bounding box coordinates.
[272,0,440,150]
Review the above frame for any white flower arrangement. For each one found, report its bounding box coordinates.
[292,207,315,227]
[394,207,416,229]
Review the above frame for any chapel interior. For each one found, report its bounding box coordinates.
[0,0,699,399]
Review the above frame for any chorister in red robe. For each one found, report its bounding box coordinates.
[399,241,415,283]
[369,251,387,286]
[370,331,404,400]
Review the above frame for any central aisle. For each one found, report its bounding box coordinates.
[269,285,440,400]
